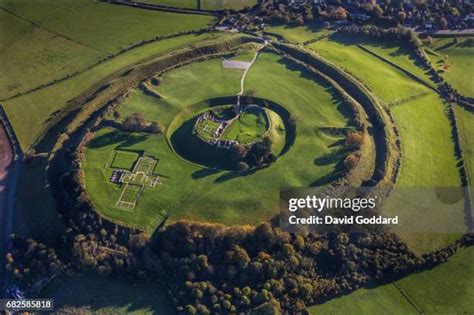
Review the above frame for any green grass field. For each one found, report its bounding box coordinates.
[391,94,460,187]
[83,52,353,230]
[40,274,174,314]
[428,37,474,97]
[201,0,257,10]
[309,37,431,104]
[3,32,231,149]
[453,104,474,183]
[309,246,474,314]
[0,9,99,99]
[0,0,214,54]
[307,34,464,252]
[221,106,269,144]
[265,25,330,44]
[111,150,139,170]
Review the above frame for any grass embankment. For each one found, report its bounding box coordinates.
[11,33,236,242]
[308,246,474,314]
[84,52,354,230]
[221,107,269,144]
[3,32,229,150]
[428,36,474,97]
[201,0,257,10]
[141,0,198,9]
[264,25,330,44]
[453,104,474,183]
[40,274,174,314]
[309,37,430,104]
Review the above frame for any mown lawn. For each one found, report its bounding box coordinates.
[40,274,174,314]
[309,246,474,314]
[428,37,474,97]
[84,52,353,230]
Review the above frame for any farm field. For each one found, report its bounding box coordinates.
[307,34,463,252]
[0,9,99,99]
[3,32,232,149]
[391,94,460,187]
[309,37,431,104]
[83,52,354,230]
[40,274,174,314]
[0,0,215,54]
[309,246,474,314]
[428,36,474,97]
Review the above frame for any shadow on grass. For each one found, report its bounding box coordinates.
[87,129,149,150]
[192,167,222,179]
[274,56,357,125]
[40,274,174,315]
[314,146,350,166]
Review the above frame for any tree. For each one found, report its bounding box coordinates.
[373,5,384,19]
[398,11,406,23]
[147,121,165,134]
[439,17,448,30]
[343,154,359,170]
[123,113,146,131]
[334,7,347,20]
[231,144,247,161]
[237,161,250,172]
[346,131,364,148]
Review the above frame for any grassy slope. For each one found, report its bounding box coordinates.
[265,25,330,44]
[0,0,214,54]
[453,105,474,183]
[311,34,464,253]
[309,246,474,314]
[0,9,99,99]
[84,53,352,229]
[201,0,257,10]
[429,37,474,97]
[11,33,230,243]
[40,274,174,314]
[221,107,268,144]
[391,94,459,187]
[309,38,430,104]
[4,32,226,149]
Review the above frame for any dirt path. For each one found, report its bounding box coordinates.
[237,41,267,97]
